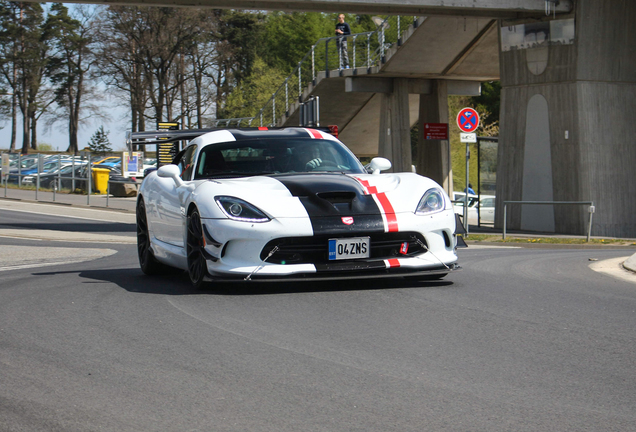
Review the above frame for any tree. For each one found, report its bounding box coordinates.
[136,7,207,124]
[470,80,500,134]
[45,3,101,155]
[262,12,332,73]
[0,1,51,153]
[211,10,266,118]
[223,57,286,119]
[87,125,112,155]
[98,6,215,129]
[96,6,149,133]
[184,31,218,128]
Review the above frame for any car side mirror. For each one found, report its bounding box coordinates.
[367,157,392,175]
[157,164,184,187]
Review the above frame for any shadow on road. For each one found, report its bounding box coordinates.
[35,267,454,296]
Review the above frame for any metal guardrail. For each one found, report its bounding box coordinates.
[208,15,421,128]
[503,201,596,242]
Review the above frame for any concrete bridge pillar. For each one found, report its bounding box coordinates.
[346,77,478,187]
[416,80,452,195]
[496,0,636,237]
[378,78,412,173]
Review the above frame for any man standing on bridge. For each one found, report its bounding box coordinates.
[335,14,351,69]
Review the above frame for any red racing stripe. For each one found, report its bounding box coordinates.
[386,259,401,268]
[306,128,323,139]
[376,192,398,232]
[355,177,398,232]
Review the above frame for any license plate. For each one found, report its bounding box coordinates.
[328,237,370,261]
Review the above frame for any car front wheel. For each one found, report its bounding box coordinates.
[187,208,209,288]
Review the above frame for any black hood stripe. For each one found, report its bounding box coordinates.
[272,173,386,236]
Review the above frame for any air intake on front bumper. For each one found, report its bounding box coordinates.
[260,232,428,265]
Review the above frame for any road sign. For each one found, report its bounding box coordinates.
[423,123,448,140]
[460,133,477,143]
[457,108,480,133]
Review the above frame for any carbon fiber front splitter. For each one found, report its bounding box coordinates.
[204,262,461,283]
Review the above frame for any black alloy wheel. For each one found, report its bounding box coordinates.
[136,197,162,275]
[187,209,209,288]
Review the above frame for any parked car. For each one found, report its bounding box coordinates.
[8,159,75,184]
[93,156,121,166]
[452,191,479,219]
[28,163,88,189]
[478,195,496,224]
[136,127,462,287]
[452,192,496,225]
[21,162,87,186]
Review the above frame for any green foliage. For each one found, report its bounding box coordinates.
[261,12,377,74]
[213,9,267,118]
[0,1,49,152]
[88,126,112,155]
[37,143,54,151]
[223,57,286,119]
[471,81,500,127]
[263,12,333,72]
[221,11,378,118]
[44,3,85,107]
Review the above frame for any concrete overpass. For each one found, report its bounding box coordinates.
[275,14,499,197]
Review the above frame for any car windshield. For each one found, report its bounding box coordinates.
[193,138,366,179]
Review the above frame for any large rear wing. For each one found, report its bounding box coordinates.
[126,126,339,168]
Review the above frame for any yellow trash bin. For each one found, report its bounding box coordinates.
[91,167,110,194]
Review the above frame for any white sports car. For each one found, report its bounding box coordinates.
[134,127,463,287]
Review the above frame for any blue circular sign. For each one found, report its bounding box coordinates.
[457,108,480,133]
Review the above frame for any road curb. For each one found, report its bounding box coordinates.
[624,253,636,273]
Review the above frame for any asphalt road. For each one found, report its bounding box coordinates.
[1,203,636,431]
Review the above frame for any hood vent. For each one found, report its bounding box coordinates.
[316,191,356,204]
[316,191,356,213]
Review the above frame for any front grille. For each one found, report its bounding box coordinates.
[260,232,427,264]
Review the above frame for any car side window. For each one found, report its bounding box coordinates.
[178,145,197,180]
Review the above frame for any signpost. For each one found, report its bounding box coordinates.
[457,108,480,234]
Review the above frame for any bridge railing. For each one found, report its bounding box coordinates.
[209,15,420,128]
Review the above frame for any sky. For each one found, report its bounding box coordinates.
[0,96,129,153]
[0,3,128,154]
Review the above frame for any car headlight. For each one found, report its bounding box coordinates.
[415,188,445,215]
[215,196,270,223]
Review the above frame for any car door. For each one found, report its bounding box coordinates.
[150,145,197,247]
[480,198,495,223]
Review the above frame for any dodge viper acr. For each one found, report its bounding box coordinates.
[135,127,463,287]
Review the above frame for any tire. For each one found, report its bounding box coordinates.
[187,208,209,289]
[136,197,163,275]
